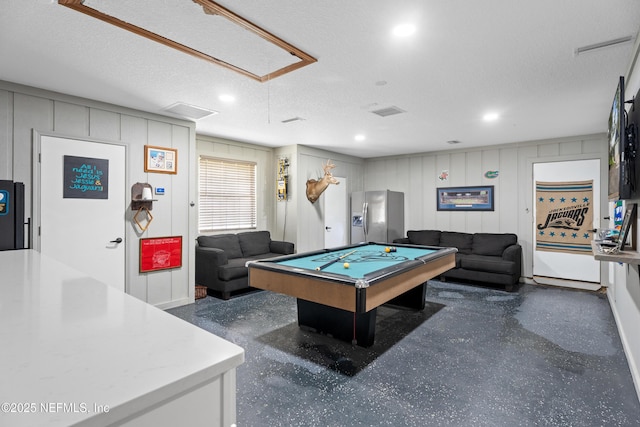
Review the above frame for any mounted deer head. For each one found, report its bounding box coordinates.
[305,159,340,203]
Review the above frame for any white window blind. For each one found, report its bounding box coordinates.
[199,156,257,231]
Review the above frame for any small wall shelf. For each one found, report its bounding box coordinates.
[131,182,157,211]
[591,242,640,265]
[131,182,155,232]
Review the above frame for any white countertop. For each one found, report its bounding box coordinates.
[0,250,244,426]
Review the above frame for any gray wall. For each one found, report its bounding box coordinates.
[0,81,196,309]
[274,145,365,253]
[363,134,608,280]
[196,134,276,233]
[608,35,640,400]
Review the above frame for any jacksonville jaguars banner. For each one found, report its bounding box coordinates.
[535,180,593,255]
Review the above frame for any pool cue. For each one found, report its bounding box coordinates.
[315,250,357,271]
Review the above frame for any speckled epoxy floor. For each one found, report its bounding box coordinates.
[168,281,640,426]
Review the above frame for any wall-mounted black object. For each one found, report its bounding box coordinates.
[0,180,25,251]
[621,85,639,200]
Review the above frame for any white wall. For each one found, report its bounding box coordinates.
[607,35,640,400]
[274,145,365,253]
[363,135,608,280]
[196,134,276,234]
[0,80,196,309]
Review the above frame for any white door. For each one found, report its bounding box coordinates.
[533,159,600,287]
[324,177,348,248]
[37,135,126,291]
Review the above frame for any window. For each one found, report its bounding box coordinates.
[198,156,257,231]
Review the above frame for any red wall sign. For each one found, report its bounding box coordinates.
[139,236,183,273]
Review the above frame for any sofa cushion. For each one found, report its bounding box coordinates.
[218,258,248,281]
[238,231,272,257]
[407,230,441,246]
[197,234,243,259]
[440,232,473,254]
[472,233,517,256]
[459,254,516,275]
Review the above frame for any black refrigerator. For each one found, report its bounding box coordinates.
[0,180,25,250]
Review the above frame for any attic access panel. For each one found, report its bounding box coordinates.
[59,0,316,82]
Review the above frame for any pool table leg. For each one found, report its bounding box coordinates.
[386,282,427,310]
[296,299,376,347]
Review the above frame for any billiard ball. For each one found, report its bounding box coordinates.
[384,247,391,253]
[343,262,350,269]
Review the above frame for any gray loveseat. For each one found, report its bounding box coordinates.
[394,230,521,291]
[196,230,294,299]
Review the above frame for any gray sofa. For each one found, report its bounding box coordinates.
[394,230,521,291]
[196,230,294,299]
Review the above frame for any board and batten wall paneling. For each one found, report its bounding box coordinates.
[420,155,437,230]
[196,134,275,234]
[1,81,195,309]
[145,120,176,306]
[54,101,89,135]
[122,114,150,301]
[480,149,499,231]
[363,135,607,283]
[0,90,12,180]
[274,145,298,244]
[89,108,121,141]
[170,124,191,304]
[497,147,519,233]
[517,144,539,279]
[294,146,364,253]
[406,156,424,231]
[465,151,483,232]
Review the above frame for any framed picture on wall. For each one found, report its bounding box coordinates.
[139,236,183,272]
[436,186,494,211]
[144,145,177,174]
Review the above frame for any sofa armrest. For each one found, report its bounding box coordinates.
[195,245,228,287]
[502,244,522,278]
[393,237,410,244]
[270,240,295,255]
[502,244,521,261]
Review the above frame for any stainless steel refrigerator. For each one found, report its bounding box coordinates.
[350,190,404,243]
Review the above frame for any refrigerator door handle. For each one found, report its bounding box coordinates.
[362,202,368,238]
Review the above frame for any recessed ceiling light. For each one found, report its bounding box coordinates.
[392,23,416,37]
[219,94,235,103]
[483,112,500,122]
[355,134,366,142]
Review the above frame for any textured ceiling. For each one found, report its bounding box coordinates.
[1,1,640,158]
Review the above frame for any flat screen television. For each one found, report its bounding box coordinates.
[608,76,627,199]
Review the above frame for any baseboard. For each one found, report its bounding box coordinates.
[607,292,640,404]
[155,297,193,310]
[533,275,601,291]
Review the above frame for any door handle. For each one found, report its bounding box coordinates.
[325,226,332,231]
[110,237,123,244]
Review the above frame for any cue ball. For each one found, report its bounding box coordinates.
[343,262,350,268]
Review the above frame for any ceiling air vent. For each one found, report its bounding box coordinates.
[281,117,305,123]
[162,102,218,120]
[370,106,406,117]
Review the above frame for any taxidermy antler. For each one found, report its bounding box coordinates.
[305,159,340,203]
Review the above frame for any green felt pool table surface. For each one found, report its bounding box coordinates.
[275,244,439,278]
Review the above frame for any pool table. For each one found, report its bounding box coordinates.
[248,242,457,346]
